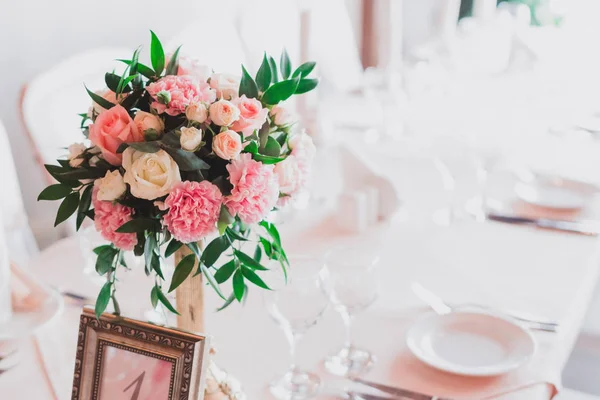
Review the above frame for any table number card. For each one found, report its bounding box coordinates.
[72,307,210,400]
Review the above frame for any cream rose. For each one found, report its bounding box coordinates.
[185,102,208,123]
[180,127,204,152]
[270,105,295,126]
[212,130,242,160]
[122,148,181,200]
[94,170,127,201]
[209,99,240,126]
[274,155,302,194]
[133,111,164,136]
[209,73,240,100]
[68,143,86,168]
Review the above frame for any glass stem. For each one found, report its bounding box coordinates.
[342,310,354,349]
[286,330,302,372]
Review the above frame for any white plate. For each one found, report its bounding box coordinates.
[406,311,536,376]
[0,288,64,341]
[514,179,595,210]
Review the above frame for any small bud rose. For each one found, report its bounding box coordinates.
[180,127,204,152]
[185,102,208,123]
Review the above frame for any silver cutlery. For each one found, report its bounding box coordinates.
[486,213,600,236]
[351,377,451,400]
[411,282,559,332]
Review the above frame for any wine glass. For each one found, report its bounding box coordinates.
[321,246,379,377]
[264,255,329,400]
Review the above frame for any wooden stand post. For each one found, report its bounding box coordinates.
[174,244,204,333]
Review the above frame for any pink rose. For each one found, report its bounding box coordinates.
[209,99,240,126]
[88,105,144,166]
[162,181,223,243]
[212,130,242,160]
[93,189,137,251]
[224,153,279,224]
[230,95,268,136]
[133,111,164,136]
[147,75,216,116]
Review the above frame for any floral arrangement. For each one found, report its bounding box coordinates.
[38,32,318,317]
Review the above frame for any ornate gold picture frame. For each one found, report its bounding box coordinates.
[72,306,210,400]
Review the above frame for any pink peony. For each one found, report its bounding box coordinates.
[89,105,144,166]
[230,95,268,136]
[147,75,216,116]
[93,189,137,250]
[162,181,223,243]
[224,153,279,224]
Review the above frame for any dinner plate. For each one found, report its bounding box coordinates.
[514,177,597,210]
[0,287,64,341]
[406,311,536,376]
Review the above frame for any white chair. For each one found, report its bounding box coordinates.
[21,47,132,170]
[554,388,599,399]
[0,119,38,265]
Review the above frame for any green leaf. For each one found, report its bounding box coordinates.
[225,227,248,242]
[263,136,282,157]
[260,220,282,247]
[239,65,259,99]
[150,30,166,75]
[260,237,274,258]
[200,264,226,300]
[38,184,72,201]
[261,77,300,105]
[76,184,93,231]
[164,239,183,258]
[150,286,159,309]
[232,270,246,302]
[292,61,316,78]
[255,54,272,92]
[85,85,115,110]
[129,141,161,153]
[95,282,112,318]
[155,285,179,315]
[216,292,236,312]
[251,153,286,165]
[234,249,268,271]
[166,45,182,75]
[56,168,107,181]
[295,78,319,94]
[119,89,144,110]
[116,218,159,233]
[168,253,196,292]
[241,266,270,290]
[258,121,270,150]
[200,236,230,268]
[54,192,80,226]
[242,141,258,154]
[144,234,157,273]
[268,56,279,83]
[186,242,201,258]
[95,246,118,275]
[116,75,136,94]
[93,245,113,255]
[163,148,210,171]
[280,49,291,80]
[105,72,131,93]
[218,206,235,236]
[119,59,155,79]
[254,245,262,263]
[214,260,236,284]
[151,254,164,279]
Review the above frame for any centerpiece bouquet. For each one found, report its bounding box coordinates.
[39,32,318,318]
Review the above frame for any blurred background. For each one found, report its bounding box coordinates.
[3,0,600,394]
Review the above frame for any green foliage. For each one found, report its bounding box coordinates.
[255,54,272,92]
[55,192,80,226]
[150,31,166,76]
[95,282,112,319]
[232,270,246,302]
[239,65,259,98]
[261,76,300,105]
[38,184,72,201]
[280,49,291,80]
[116,218,159,233]
[85,85,115,110]
[200,236,230,268]
[164,239,183,258]
[166,45,182,76]
[169,253,196,292]
[214,260,236,284]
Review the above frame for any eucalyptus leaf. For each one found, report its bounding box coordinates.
[164,239,183,258]
[54,192,80,226]
[280,49,291,80]
[38,184,72,201]
[234,249,268,271]
[241,266,270,290]
[214,260,236,284]
[168,253,196,292]
[150,30,165,75]
[232,270,246,302]
[239,65,259,99]
[95,282,112,319]
[255,54,272,92]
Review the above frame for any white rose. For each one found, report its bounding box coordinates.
[122,148,181,200]
[270,105,295,126]
[289,130,316,162]
[209,73,240,100]
[180,127,204,152]
[274,155,302,194]
[185,102,208,123]
[68,143,86,167]
[209,99,240,126]
[94,170,127,201]
[133,111,164,136]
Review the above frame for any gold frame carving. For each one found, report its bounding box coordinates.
[72,306,210,400]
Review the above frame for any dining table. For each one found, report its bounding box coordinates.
[3,135,600,400]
